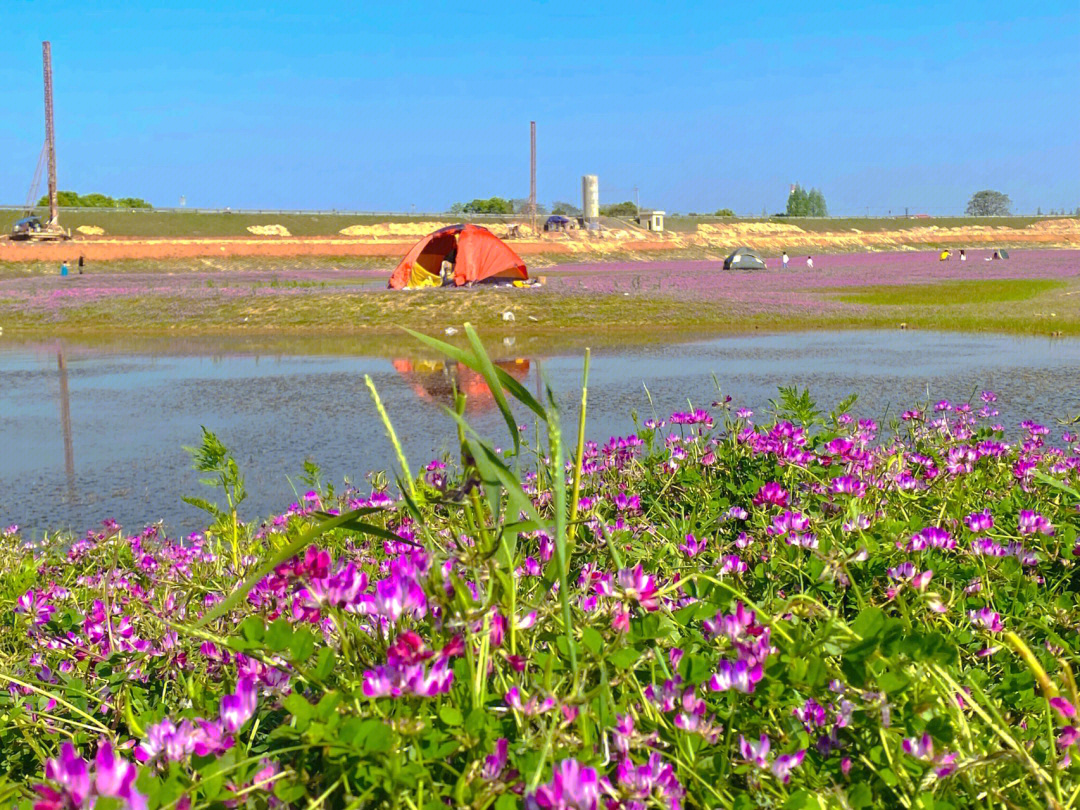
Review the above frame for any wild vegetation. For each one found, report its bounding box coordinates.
[37,191,153,209]
[3,328,1080,809]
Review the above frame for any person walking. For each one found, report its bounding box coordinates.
[78,255,85,274]
[806,256,814,268]
[782,251,789,268]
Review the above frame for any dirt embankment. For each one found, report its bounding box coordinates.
[1,218,1076,263]
[681,218,1080,252]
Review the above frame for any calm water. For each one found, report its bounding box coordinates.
[2,330,1079,535]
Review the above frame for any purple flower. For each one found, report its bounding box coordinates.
[965,510,994,533]
[36,741,146,810]
[482,738,511,781]
[968,607,1004,633]
[1050,697,1077,719]
[738,734,770,768]
[526,759,601,810]
[220,676,257,732]
[903,733,957,777]
[94,741,146,809]
[753,482,789,507]
[770,750,806,783]
[1018,510,1054,536]
[679,533,707,558]
[614,565,660,611]
[506,686,556,715]
[903,527,955,552]
[709,659,763,694]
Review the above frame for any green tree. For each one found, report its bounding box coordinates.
[550,201,582,216]
[807,188,828,217]
[786,185,808,216]
[714,208,735,217]
[599,201,637,216]
[965,190,1011,216]
[459,197,514,214]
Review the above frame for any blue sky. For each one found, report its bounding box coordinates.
[1,1,1077,215]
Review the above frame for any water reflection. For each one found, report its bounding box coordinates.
[3,330,1079,535]
[392,357,534,413]
[57,346,76,504]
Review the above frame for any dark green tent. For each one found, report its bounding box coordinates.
[723,247,767,270]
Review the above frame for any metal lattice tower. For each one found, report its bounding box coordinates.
[43,41,58,226]
[529,121,536,234]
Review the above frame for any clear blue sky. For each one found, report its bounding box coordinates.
[1,1,1077,215]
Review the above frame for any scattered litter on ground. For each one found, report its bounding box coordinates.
[444,326,458,336]
[527,315,539,322]
[502,311,515,321]
[247,225,291,237]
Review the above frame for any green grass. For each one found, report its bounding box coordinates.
[0,209,519,238]
[4,207,1073,238]
[824,278,1065,306]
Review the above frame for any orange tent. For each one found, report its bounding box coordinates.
[388,224,528,289]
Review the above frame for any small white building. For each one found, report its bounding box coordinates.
[638,210,665,232]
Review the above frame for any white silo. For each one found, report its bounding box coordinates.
[582,175,599,228]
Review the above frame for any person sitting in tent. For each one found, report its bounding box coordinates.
[389,224,528,290]
[440,246,457,286]
[939,249,951,261]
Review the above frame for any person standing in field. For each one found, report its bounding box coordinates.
[782,251,789,268]
[960,249,966,261]
[78,256,85,274]
[60,261,69,277]
[806,256,814,268]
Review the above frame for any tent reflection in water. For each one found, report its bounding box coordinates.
[392,357,532,413]
[388,224,529,289]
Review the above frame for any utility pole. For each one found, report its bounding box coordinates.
[633,186,639,215]
[43,41,58,227]
[529,121,537,234]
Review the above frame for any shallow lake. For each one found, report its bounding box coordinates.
[2,330,1078,535]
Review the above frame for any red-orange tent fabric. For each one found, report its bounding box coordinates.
[388,224,528,289]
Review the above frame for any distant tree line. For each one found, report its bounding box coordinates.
[600,201,637,216]
[785,185,828,217]
[38,191,152,208]
[448,198,586,217]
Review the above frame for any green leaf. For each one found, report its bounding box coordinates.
[783,790,821,810]
[608,647,641,670]
[851,607,886,641]
[313,647,336,680]
[439,706,463,727]
[878,670,911,694]
[582,627,604,656]
[288,627,317,663]
[264,618,293,652]
[283,692,313,731]
[848,782,874,809]
[239,616,265,643]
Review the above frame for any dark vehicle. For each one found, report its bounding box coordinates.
[10,216,45,240]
